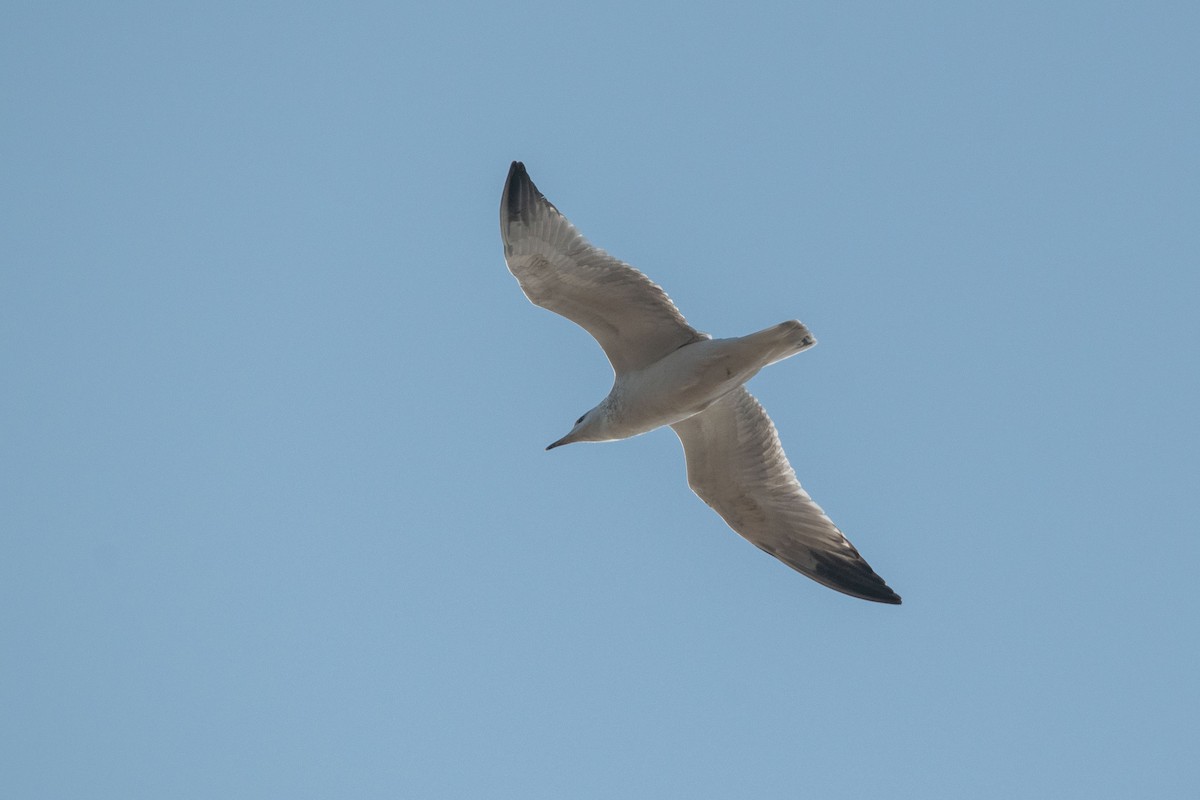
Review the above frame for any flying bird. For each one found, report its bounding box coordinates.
[499,162,901,604]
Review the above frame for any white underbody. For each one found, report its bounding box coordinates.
[602,339,766,437]
[580,321,815,442]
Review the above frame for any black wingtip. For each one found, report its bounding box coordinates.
[851,585,902,605]
[506,161,526,192]
[810,549,903,605]
[842,583,902,605]
[504,161,535,221]
[502,161,561,226]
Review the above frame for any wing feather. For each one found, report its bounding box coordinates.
[500,162,707,374]
[671,387,901,604]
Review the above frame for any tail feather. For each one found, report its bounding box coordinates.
[758,320,816,366]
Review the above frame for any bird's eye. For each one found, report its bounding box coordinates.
[575,413,586,425]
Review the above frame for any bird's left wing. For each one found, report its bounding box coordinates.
[671,387,901,604]
[500,162,707,375]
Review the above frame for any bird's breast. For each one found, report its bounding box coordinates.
[605,339,767,437]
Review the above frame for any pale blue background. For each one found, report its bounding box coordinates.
[3,2,1198,798]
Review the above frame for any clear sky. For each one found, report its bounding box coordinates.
[3,2,1198,798]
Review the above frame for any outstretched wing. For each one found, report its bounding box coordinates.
[500,162,707,375]
[671,387,901,604]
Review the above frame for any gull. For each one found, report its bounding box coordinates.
[499,162,901,604]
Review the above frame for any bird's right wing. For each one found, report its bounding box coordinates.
[671,387,901,604]
[500,162,707,375]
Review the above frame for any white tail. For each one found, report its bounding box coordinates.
[753,320,817,366]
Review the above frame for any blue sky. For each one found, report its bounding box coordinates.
[3,2,1198,797]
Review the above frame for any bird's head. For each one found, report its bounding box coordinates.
[546,408,603,450]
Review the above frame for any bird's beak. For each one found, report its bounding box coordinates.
[545,434,572,451]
